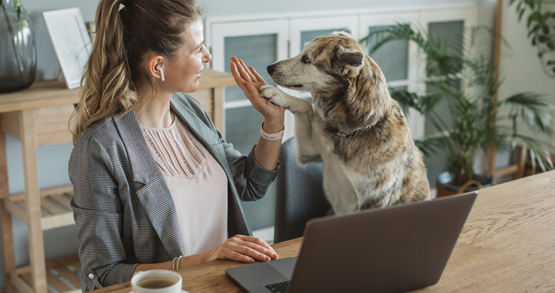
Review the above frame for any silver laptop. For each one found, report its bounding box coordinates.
[226,191,477,293]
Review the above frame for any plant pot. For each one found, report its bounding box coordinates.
[435,171,492,198]
[0,0,37,93]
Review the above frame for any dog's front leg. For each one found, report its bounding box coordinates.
[260,85,321,164]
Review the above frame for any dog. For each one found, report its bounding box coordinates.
[261,29,430,214]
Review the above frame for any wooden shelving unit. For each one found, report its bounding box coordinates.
[5,185,74,231]
[0,69,236,293]
[12,255,81,293]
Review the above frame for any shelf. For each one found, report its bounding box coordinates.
[3,185,74,230]
[12,254,81,293]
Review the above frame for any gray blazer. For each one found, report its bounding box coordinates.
[69,93,279,292]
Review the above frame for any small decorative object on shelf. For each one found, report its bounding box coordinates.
[43,8,92,89]
[0,0,37,93]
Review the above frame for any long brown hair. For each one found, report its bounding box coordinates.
[70,0,201,144]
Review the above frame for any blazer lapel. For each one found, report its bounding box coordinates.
[114,110,185,257]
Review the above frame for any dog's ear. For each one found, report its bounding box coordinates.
[333,28,353,37]
[341,28,352,36]
[338,46,364,74]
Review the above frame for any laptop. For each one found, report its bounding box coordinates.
[226,191,477,293]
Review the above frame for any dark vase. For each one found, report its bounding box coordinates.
[0,0,36,94]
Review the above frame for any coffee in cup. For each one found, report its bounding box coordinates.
[131,269,183,293]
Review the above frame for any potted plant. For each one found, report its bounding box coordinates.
[361,24,554,196]
[509,0,555,78]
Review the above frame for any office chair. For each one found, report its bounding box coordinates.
[274,137,331,243]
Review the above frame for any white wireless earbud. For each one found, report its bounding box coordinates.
[156,65,165,81]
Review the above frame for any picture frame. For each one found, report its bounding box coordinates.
[43,8,92,89]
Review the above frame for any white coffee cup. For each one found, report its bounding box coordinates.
[131,270,182,293]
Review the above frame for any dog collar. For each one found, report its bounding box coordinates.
[330,124,373,138]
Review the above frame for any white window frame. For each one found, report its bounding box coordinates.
[421,8,478,99]
[207,19,288,136]
[290,16,360,56]
[210,19,289,74]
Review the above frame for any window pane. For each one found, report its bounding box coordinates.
[300,28,345,51]
[424,79,462,186]
[225,106,263,154]
[366,25,409,81]
[423,21,464,187]
[225,106,275,231]
[241,181,276,231]
[224,34,277,102]
[427,21,464,76]
[389,86,408,106]
[389,85,410,119]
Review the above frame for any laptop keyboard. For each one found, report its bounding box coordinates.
[265,281,290,293]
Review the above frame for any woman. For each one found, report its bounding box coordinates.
[69,0,284,291]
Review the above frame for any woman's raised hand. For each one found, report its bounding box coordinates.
[205,234,279,263]
[230,57,285,132]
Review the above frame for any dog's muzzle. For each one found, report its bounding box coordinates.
[267,64,277,76]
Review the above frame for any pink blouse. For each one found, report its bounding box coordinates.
[140,116,228,256]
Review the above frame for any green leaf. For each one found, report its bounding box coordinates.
[499,92,555,134]
[529,12,540,21]
[519,9,526,21]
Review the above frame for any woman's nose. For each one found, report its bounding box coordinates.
[203,47,212,63]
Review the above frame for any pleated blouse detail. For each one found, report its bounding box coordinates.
[140,117,228,256]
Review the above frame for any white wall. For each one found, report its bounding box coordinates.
[0,0,500,290]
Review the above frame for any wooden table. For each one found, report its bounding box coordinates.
[93,170,555,293]
[0,69,236,293]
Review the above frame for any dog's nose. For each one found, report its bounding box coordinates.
[267,64,276,75]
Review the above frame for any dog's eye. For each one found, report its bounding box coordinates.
[302,55,310,64]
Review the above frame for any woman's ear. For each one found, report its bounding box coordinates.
[146,55,165,81]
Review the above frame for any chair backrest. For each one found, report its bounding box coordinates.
[274,137,330,243]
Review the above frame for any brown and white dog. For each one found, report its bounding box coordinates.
[261,29,430,214]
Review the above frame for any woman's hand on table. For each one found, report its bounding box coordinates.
[205,234,279,263]
[230,56,285,132]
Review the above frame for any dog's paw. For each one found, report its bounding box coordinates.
[259,85,292,108]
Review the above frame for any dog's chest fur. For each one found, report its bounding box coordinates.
[310,103,410,214]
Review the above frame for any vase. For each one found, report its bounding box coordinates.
[435,171,492,198]
[0,0,36,94]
